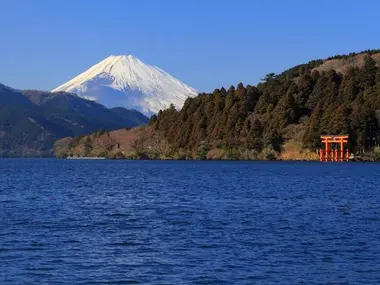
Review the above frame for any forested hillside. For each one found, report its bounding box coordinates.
[148,50,380,158]
[56,50,380,160]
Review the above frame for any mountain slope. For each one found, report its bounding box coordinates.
[0,84,32,105]
[110,107,149,127]
[0,85,148,157]
[52,55,198,116]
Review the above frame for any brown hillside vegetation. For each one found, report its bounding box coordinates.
[55,127,144,159]
[55,127,178,159]
[312,52,380,75]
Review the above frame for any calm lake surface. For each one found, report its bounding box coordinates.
[1,159,380,284]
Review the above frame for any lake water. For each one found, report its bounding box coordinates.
[1,159,380,284]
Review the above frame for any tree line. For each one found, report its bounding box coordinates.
[149,53,380,158]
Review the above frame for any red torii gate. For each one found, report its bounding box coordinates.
[320,135,349,162]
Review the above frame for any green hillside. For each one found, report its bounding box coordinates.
[0,85,148,157]
[150,50,380,159]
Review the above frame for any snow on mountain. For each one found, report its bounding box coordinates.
[52,55,198,116]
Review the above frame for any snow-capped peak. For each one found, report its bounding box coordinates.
[52,55,198,116]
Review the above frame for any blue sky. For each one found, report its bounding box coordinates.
[1,0,379,92]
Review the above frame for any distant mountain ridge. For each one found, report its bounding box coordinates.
[52,55,198,116]
[0,84,148,157]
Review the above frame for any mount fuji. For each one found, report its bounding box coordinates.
[52,55,198,116]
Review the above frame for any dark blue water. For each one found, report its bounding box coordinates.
[1,160,380,284]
